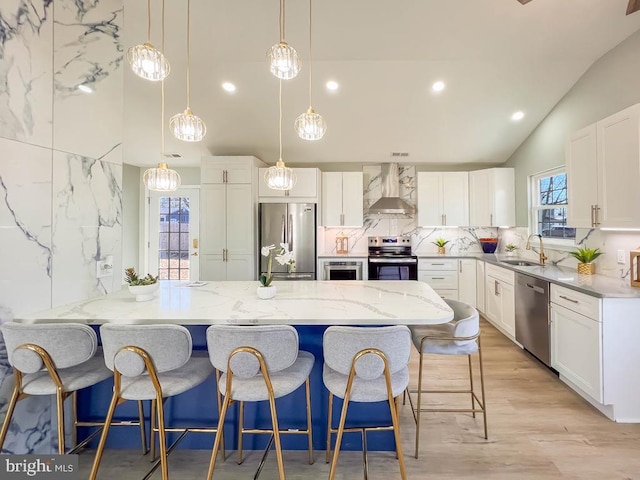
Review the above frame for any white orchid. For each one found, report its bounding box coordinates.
[261,244,276,257]
[259,243,296,286]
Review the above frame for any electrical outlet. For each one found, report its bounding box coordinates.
[96,255,114,278]
[617,250,626,264]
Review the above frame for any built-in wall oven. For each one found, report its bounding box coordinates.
[324,261,363,280]
[367,236,418,281]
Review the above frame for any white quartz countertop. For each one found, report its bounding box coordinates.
[18,281,454,326]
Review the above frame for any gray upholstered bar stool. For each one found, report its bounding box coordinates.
[405,298,488,459]
[205,324,315,480]
[89,324,216,480]
[323,325,411,480]
[0,322,147,455]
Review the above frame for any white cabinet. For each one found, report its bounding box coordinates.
[200,156,264,281]
[476,260,485,314]
[567,104,640,228]
[418,258,476,304]
[417,172,469,227]
[322,172,364,227]
[259,168,320,201]
[458,259,477,307]
[484,264,515,338]
[469,168,515,227]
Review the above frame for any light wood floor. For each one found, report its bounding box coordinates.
[79,320,640,479]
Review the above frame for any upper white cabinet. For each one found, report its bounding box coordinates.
[200,156,264,281]
[417,172,469,227]
[469,168,515,227]
[259,168,320,201]
[322,172,364,227]
[567,104,640,228]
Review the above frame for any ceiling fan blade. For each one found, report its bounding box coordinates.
[627,0,640,15]
[517,0,534,4]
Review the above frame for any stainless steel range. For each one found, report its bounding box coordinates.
[367,236,418,280]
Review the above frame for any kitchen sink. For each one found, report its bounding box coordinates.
[500,259,541,267]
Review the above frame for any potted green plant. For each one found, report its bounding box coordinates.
[569,246,603,275]
[504,243,518,257]
[432,238,450,255]
[124,267,159,301]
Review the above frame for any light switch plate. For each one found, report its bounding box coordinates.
[97,255,114,278]
[617,250,625,264]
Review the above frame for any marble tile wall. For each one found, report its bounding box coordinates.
[0,0,123,454]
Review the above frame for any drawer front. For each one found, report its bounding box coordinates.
[435,289,459,301]
[418,270,458,289]
[485,263,515,285]
[551,285,600,320]
[419,259,458,271]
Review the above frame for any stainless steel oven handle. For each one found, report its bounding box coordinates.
[368,258,417,264]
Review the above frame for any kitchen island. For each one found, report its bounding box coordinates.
[16,281,453,452]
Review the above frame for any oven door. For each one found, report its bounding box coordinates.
[368,258,417,280]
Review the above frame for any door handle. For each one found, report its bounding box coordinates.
[281,214,286,244]
[526,283,545,294]
[494,280,499,296]
[288,214,293,251]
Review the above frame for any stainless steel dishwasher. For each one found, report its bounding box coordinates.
[515,273,551,367]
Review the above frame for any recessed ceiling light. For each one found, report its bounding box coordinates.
[77,84,92,93]
[431,81,446,93]
[326,80,339,91]
[511,111,525,121]
[222,82,236,93]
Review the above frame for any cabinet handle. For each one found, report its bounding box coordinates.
[223,170,227,183]
[431,277,445,280]
[559,295,578,304]
[459,261,462,273]
[441,214,444,225]
[432,263,445,266]
[444,214,447,226]
[490,213,493,227]
[595,205,601,226]
[590,205,595,227]
[340,213,344,226]
[494,280,499,296]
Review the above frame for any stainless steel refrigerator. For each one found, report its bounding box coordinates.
[259,203,316,280]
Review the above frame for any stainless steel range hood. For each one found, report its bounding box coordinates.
[367,163,416,215]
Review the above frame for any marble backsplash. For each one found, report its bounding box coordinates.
[0,0,123,454]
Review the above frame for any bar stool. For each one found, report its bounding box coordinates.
[405,298,488,459]
[205,324,315,480]
[0,322,147,455]
[323,325,411,480]
[89,324,216,480]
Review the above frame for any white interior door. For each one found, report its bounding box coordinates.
[149,187,200,281]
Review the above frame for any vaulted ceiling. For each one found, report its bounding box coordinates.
[123,0,640,167]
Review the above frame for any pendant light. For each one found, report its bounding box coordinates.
[144,0,181,192]
[265,80,296,190]
[266,0,301,80]
[294,0,326,140]
[170,0,206,142]
[127,0,170,81]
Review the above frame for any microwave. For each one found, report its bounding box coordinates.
[323,261,363,281]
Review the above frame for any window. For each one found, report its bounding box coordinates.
[530,167,576,242]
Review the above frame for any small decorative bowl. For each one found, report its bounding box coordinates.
[128,283,159,302]
[479,238,499,254]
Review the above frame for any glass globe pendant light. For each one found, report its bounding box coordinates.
[127,0,170,81]
[170,0,206,142]
[295,0,326,141]
[265,80,296,191]
[266,0,301,80]
[143,0,180,192]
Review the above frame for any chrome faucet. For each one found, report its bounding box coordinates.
[525,234,548,265]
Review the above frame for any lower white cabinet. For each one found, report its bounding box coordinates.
[476,260,486,314]
[418,258,476,304]
[550,303,603,403]
[484,264,515,338]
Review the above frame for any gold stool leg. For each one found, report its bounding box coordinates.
[478,336,488,440]
[237,401,244,464]
[137,400,148,454]
[155,395,169,480]
[325,392,333,464]
[468,354,476,418]
[56,387,65,454]
[305,377,314,465]
[88,390,120,480]
[414,349,425,459]
[0,384,21,450]
[328,393,350,480]
[206,393,231,480]
[215,370,225,461]
[71,392,78,449]
[150,399,157,462]
[267,392,286,480]
[389,391,407,480]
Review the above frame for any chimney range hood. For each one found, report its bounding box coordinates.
[367,163,416,215]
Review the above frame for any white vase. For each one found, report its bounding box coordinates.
[257,285,276,299]
[128,283,159,302]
